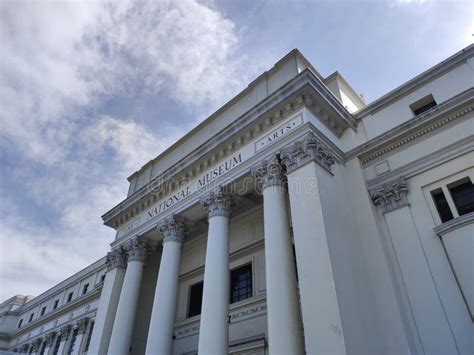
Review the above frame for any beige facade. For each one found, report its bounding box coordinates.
[1,45,473,355]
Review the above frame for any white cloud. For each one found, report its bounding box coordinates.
[0,0,258,300]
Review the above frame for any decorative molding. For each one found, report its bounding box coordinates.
[44,332,56,346]
[125,237,152,263]
[347,89,474,163]
[106,246,127,271]
[251,154,286,189]
[201,188,239,219]
[59,324,72,338]
[434,212,474,237]
[229,304,267,323]
[30,338,42,351]
[159,215,189,244]
[75,317,89,335]
[370,176,409,213]
[280,131,336,173]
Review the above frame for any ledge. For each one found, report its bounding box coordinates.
[434,212,474,237]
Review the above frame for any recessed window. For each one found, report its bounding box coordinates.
[82,283,89,295]
[431,188,454,223]
[100,274,106,282]
[53,299,59,310]
[40,306,46,316]
[410,94,437,116]
[28,313,34,323]
[83,321,94,353]
[187,281,204,318]
[448,178,474,216]
[230,264,253,304]
[17,319,23,328]
[67,292,73,303]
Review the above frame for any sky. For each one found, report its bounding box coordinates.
[0,0,472,301]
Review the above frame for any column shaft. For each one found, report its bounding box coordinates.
[146,216,187,355]
[88,248,127,355]
[198,215,230,354]
[198,190,236,355]
[108,238,150,355]
[263,184,304,354]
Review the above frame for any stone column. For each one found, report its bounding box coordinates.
[145,215,188,354]
[252,156,304,354]
[41,332,55,355]
[71,317,89,355]
[57,325,72,355]
[88,247,127,355]
[197,190,237,355]
[108,237,152,355]
[281,132,346,355]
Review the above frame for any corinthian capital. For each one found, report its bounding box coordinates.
[159,215,189,244]
[125,237,152,263]
[370,176,409,213]
[44,332,56,346]
[106,246,127,271]
[76,317,89,335]
[251,155,286,189]
[59,324,72,338]
[280,132,336,173]
[201,189,239,219]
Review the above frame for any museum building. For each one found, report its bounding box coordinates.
[0,45,473,355]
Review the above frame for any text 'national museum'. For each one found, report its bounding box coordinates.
[1,45,473,355]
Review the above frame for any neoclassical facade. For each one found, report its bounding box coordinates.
[1,45,473,355]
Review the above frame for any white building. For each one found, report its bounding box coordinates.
[1,45,473,355]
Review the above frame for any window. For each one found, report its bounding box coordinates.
[28,313,34,323]
[82,283,89,295]
[53,299,59,310]
[83,321,94,353]
[410,94,437,116]
[100,274,106,282]
[67,292,73,303]
[187,281,204,318]
[448,178,474,216]
[67,328,78,355]
[40,306,46,316]
[431,177,474,223]
[230,264,253,304]
[17,319,23,328]
[431,188,454,223]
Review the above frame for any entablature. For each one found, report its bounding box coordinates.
[103,69,355,231]
[346,88,473,165]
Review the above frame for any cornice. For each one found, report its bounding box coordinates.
[102,69,355,229]
[433,212,474,237]
[366,135,474,188]
[346,88,473,164]
[355,44,473,119]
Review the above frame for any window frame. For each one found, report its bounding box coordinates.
[423,168,474,225]
[187,280,204,319]
[229,263,253,304]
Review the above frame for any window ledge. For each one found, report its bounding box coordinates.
[434,212,474,237]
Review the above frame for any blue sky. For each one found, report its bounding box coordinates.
[0,0,472,301]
